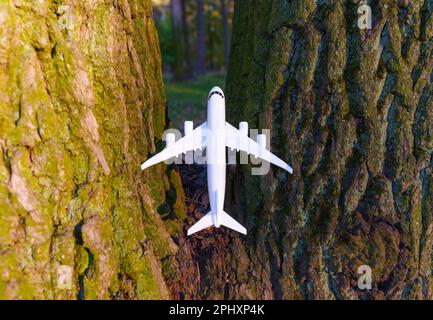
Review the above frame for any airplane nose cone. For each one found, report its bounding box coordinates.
[211,86,223,93]
[208,86,225,100]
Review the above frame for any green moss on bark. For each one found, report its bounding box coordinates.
[0,0,185,299]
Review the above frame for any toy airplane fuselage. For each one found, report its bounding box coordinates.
[141,87,293,236]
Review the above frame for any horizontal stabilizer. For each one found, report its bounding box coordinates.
[187,212,213,236]
[221,211,247,235]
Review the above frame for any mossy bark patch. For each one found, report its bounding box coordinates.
[0,0,185,299]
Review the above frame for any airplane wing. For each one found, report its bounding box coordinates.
[141,122,207,170]
[225,122,293,174]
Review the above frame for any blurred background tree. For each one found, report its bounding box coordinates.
[152,0,234,128]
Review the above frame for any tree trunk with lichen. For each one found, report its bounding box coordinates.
[0,0,186,299]
[180,0,433,300]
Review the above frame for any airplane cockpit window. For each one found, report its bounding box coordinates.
[208,91,225,100]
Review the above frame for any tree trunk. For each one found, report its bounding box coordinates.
[177,0,433,300]
[195,0,207,75]
[181,0,193,77]
[171,0,192,80]
[220,0,230,68]
[0,0,185,299]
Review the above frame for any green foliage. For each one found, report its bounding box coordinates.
[153,0,234,77]
[155,13,175,68]
[204,1,227,70]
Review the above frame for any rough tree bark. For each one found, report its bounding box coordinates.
[0,0,185,299]
[176,0,433,300]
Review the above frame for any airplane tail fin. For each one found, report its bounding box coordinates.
[187,212,213,236]
[220,211,247,235]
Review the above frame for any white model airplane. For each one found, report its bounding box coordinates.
[141,87,293,236]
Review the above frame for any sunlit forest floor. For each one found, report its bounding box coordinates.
[165,72,226,129]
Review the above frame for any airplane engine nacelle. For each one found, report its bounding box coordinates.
[165,133,176,147]
[239,122,248,136]
[257,134,267,149]
[184,121,193,151]
[184,121,193,136]
[239,122,249,152]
